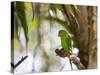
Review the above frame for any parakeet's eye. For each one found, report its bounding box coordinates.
[58,30,63,36]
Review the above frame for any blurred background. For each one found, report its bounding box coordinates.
[11,2,97,73]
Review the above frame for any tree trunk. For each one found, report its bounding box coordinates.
[75,6,97,69]
[87,6,97,69]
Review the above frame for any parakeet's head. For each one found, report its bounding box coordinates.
[58,30,68,37]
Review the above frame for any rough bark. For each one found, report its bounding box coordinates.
[75,6,97,69]
[87,6,97,69]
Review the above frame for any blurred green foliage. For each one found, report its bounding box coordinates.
[13,2,79,50]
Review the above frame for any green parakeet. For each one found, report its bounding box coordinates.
[58,30,72,53]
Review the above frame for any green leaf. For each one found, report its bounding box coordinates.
[15,2,28,44]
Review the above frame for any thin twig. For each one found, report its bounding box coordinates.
[11,56,28,69]
[69,58,73,70]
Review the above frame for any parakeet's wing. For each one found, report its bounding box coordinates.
[65,36,72,52]
[61,37,68,50]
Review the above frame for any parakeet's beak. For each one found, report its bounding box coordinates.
[58,34,60,36]
[58,33,60,37]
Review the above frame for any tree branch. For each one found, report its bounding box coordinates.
[69,55,85,70]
